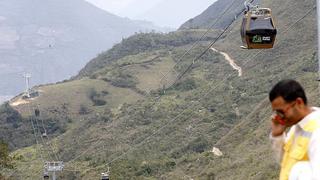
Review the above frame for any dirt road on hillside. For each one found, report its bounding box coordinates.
[211,48,242,77]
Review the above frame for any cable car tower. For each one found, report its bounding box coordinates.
[22,73,39,99]
[23,73,32,98]
[44,161,64,180]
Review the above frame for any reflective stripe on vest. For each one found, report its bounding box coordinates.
[279,120,320,180]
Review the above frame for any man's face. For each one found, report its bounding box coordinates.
[271,96,298,127]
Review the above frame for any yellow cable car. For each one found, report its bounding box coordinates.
[241,7,277,49]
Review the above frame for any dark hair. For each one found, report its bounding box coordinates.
[269,79,307,104]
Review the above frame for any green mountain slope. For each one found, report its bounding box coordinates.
[0,0,319,179]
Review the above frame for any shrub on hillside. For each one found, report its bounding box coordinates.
[172,78,197,91]
[0,103,22,128]
[0,140,13,170]
[44,118,66,134]
[103,71,138,88]
[79,105,90,115]
[88,88,107,106]
[185,137,209,153]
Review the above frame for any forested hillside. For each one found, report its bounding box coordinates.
[0,0,318,179]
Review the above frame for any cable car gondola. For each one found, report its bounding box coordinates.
[101,167,110,180]
[43,171,49,179]
[101,172,109,180]
[241,6,277,49]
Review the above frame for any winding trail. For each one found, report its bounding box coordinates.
[211,48,242,77]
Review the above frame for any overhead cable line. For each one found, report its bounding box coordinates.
[157,0,245,87]
[99,4,317,170]
[195,8,317,175]
[56,1,315,175]
[26,104,44,162]
[36,104,60,161]
[64,0,262,172]
[214,5,317,147]
[169,0,257,87]
[63,0,243,170]
[65,1,250,172]
[171,17,239,87]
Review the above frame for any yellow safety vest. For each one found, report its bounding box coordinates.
[279,119,320,180]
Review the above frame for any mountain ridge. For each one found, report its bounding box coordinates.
[0,0,319,179]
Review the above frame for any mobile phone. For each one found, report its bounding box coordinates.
[274,115,286,125]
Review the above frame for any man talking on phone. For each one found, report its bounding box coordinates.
[269,79,320,180]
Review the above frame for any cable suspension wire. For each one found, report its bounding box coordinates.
[195,9,317,174]
[213,5,317,147]
[98,4,317,170]
[64,0,244,170]
[6,103,47,180]
[6,104,61,178]
[27,104,56,162]
[5,102,60,178]
[22,97,100,169]
[29,5,318,179]
[64,0,262,172]
[161,5,318,178]
[159,8,318,180]
[35,104,60,161]
[167,0,259,88]
[171,16,239,87]
[34,114,55,161]
[23,1,315,176]
[65,1,255,172]
[26,105,44,162]
[4,7,249,177]
[64,5,315,175]
[158,0,242,87]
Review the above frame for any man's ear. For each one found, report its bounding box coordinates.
[296,97,304,106]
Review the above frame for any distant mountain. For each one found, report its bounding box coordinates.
[0,0,161,99]
[179,0,260,30]
[1,0,318,179]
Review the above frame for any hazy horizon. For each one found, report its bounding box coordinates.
[0,0,168,99]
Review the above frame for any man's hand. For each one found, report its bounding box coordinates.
[271,116,286,137]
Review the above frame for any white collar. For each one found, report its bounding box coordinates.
[297,107,320,128]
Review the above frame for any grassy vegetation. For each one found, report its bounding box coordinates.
[77,30,219,78]
[1,0,318,179]
[0,140,14,178]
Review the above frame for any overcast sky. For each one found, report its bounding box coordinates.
[85,0,216,28]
